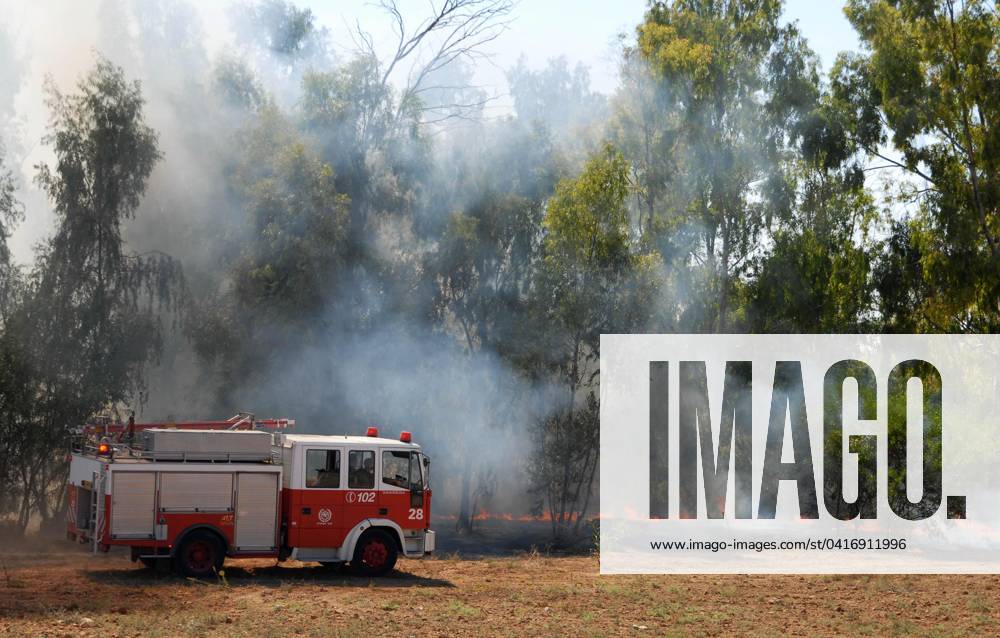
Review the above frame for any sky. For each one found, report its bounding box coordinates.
[316,0,860,94]
[0,0,862,263]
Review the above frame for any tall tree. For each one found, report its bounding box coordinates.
[297,0,514,327]
[189,105,349,411]
[507,56,608,147]
[0,147,29,532]
[431,121,558,530]
[529,144,660,538]
[12,58,183,532]
[836,0,999,332]
[634,0,818,331]
[748,73,880,332]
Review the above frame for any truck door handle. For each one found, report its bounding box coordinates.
[378,508,388,515]
[301,507,311,515]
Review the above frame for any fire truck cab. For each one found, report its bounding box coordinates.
[277,431,433,572]
[66,416,434,578]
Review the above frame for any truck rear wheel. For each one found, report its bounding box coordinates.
[174,530,225,579]
[351,529,398,577]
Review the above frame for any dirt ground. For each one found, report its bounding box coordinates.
[2,546,999,637]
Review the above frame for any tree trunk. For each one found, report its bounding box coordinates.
[556,337,582,535]
[717,216,731,333]
[456,454,473,532]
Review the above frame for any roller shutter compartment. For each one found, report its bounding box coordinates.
[235,473,279,551]
[159,472,233,512]
[111,472,156,539]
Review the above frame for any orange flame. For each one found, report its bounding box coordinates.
[437,509,589,523]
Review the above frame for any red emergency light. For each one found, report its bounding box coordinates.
[399,431,412,443]
[366,426,379,437]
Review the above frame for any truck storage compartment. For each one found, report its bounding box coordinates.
[111,472,156,539]
[75,486,92,531]
[235,472,279,550]
[140,429,273,461]
[159,472,233,512]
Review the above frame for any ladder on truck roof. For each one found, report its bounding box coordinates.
[73,413,295,460]
[78,413,295,439]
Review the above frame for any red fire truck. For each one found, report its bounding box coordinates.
[66,415,434,577]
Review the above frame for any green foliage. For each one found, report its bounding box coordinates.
[435,192,541,353]
[213,55,267,112]
[0,148,22,268]
[189,105,349,406]
[634,0,821,331]
[300,58,399,164]
[748,108,879,332]
[0,59,182,533]
[31,58,181,408]
[538,144,660,354]
[428,121,559,529]
[544,145,631,268]
[298,53,430,324]
[528,144,661,536]
[233,0,327,63]
[232,107,349,320]
[837,0,1000,331]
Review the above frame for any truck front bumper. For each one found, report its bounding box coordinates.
[403,529,435,557]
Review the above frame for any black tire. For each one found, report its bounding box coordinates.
[174,530,225,578]
[351,529,398,577]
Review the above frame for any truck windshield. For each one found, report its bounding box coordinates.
[382,451,411,489]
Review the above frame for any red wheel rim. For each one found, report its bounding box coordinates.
[362,539,388,569]
[185,540,214,572]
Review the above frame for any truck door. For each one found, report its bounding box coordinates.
[344,448,379,525]
[297,448,346,548]
[411,452,431,524]
[379,450,428,529]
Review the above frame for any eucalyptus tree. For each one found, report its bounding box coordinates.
[747,41,880,333]
[529,144,660,539]
[0,148,28,530]
[188,104,350,412]
[14,59,184,531]
[431,121,559,530]
[836,0,1000,332]
[297,0,515,327]
[632,0,820,331]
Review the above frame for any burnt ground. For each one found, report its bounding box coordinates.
[432,517,594,556]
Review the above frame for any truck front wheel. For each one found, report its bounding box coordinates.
[351,529,398,577]
[174,530,225,578]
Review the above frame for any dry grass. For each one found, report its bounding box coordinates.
[1,548,999,636]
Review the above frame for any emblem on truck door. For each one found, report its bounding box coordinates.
[317,508,332,524]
